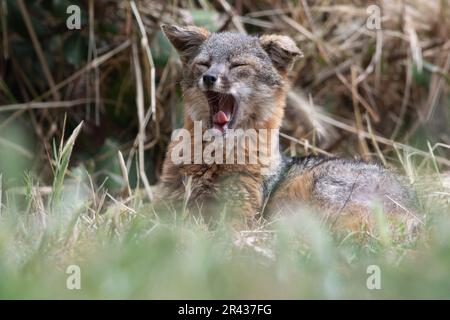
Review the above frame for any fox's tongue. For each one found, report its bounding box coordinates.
[206,91,235,132]
[212,110,230,131]
[213,110,229,124]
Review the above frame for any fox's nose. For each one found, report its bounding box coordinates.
[203,74,217,87]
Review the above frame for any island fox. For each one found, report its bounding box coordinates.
[158,24,419,231]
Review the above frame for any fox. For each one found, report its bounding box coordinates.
[157,24,420,232]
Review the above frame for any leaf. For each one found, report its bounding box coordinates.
[63,33,87,67]
[49,122,84,210]
[191,9,220,32]
[412,62,430,87]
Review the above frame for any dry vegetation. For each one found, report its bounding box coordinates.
[0,0,449,299]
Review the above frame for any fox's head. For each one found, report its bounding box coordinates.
[162,25,302,132]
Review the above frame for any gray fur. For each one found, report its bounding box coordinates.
[267,156,418,215]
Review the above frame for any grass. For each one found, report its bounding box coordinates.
[0,124,449,299]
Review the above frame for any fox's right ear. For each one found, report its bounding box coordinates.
[161,25,210,63]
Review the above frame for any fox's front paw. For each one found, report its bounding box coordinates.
[218,176,263,229]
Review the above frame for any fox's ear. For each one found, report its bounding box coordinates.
[259,35,303,71]
[161,24,210,63]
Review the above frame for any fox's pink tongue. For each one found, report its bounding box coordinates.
[213,110,229,124]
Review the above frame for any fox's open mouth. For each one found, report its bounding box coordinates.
[205,91,237,132]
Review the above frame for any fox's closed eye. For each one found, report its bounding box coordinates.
[197,61,210,68]
[230,62,249,68]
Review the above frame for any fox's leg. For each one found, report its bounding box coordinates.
[218,173,264,228]
[264,171,314,215]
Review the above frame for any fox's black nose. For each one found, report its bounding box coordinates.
[203,74,217,87]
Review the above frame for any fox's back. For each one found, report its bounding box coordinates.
[265,156,419,230]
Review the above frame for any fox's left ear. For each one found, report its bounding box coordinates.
[161,24,210,63]
[259,35,303,72]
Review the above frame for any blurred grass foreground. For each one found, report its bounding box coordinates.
[0,0,450,299]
